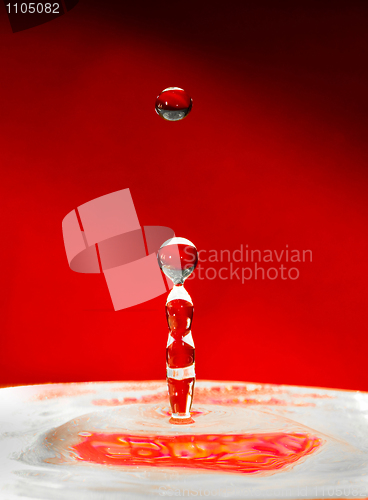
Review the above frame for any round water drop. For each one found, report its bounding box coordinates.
[155,87,192,122]
[157,237,198,285]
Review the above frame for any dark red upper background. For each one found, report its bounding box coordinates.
[0,1,367,390]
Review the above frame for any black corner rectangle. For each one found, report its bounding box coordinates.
[63,0,78,12]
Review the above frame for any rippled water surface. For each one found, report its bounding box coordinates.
[1,381,368,499]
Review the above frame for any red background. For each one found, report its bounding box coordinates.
[0,2,367,390]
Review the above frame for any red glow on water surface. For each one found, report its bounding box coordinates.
[72,432,321,474]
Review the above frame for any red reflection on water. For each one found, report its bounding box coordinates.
[72,432,321,474]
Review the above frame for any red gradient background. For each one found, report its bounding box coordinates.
[0,2,367,390]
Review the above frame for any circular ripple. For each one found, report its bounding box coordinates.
[18,404,323,477]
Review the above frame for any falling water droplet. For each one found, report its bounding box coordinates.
[155,87,192,122]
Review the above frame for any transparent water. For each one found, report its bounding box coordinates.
[2,381,368,500]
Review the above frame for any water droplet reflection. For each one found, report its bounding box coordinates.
[155,88,192,122]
